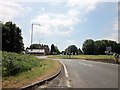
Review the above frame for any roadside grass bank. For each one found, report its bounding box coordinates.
[48,55,119,63]
[2,52,61,88]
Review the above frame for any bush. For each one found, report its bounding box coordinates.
[2,52,41,77]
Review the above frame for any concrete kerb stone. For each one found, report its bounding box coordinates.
[19,61,63,90]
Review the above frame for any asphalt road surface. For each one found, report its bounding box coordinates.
[36,57,119,88]
[58,59,118,88]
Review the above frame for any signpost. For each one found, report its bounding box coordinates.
[105,46,112,55]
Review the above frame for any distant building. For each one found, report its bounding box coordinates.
[26,49,45,56]
[26,44,50,55]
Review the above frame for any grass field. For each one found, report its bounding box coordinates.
[48,55,119,63]
[48,55,114,59]
[2,52,61,88]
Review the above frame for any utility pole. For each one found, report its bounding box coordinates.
[39,39,43,49]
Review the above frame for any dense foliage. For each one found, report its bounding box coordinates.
[82,39,120,55]
[2,21,24,53]
[50,44,60,55]
[82,39,94,55]
[2,52,41,77]
[65,45,78,55]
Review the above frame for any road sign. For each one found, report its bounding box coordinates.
[106,46,112,51]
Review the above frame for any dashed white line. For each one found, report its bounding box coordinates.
[80,62,93,67]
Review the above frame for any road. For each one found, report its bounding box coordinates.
[36,56,118,88]
[58,59,118,88]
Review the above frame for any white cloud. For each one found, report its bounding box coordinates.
[31,12,75,36]
[0,0,31,22]
[67,0,98,13]
[105,19,118,42]
[31,0,99,36]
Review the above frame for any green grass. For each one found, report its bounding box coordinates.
[48,55,113,59]
[48,55,119,63]
[2,52,61,88]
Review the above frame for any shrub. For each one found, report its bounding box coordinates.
[2,52,41,77]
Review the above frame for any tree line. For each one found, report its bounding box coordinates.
[63,39,120,55]
[82,39,120,55]
[2,21,120,55]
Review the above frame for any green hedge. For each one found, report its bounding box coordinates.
[2,52,41,77]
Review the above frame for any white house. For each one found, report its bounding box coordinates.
[26,49,45,56]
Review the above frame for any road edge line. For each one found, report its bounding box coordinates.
[59,61,72,88]
[59,61,69,77]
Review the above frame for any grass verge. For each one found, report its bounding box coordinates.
[2,52,61,88]
[48,55,119,63]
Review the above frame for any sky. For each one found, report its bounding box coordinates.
[0,0,119,51]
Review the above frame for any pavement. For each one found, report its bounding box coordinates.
[36,56,119,88]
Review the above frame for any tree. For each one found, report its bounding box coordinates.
[118,43,120,54]
[82,39,94,55]
[2,21,24,53]
[94,40,106,55]
[61,51,65,55]
[55,46,60,54]
[51,44,56,55]
[102,40,119,53]
[30,44,40,49]
[50,44,60,55]
[65,45,78,55]
[82,39,119,55]
[78,48,83,54]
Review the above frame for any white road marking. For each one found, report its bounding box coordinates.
[80,62,93,67]
[59,61,69,77]
[66,80,71,87]
[59,61,72,87]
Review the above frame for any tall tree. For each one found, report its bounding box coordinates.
[2,21,24,53]
[50,44,60,55]
[55,46,60,54]
[82,39,94,55]
[51,44,56,55]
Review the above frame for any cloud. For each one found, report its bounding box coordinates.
[31,0,99,36]
[105,19,118,42]
[66,0,98,14]
[31,12,75,36]
[0,0,31,22]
